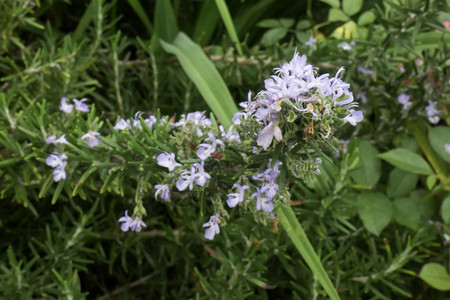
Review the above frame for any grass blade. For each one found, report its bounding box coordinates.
[160,32,238,127]
[277,204,340,300]
[214,0,243,55]
[127,0,153,35]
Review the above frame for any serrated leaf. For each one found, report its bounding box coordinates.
[441,195,450,224]
[387,168,418,198]
[358,193,393,236]
[349,139,381,187]
[378,148,433,175]
[329,8,349,22]
[393,196,421,230]
[343,0,363,16]
[419,263,450,291]
[428,126,450,163]
[358,10,376,26]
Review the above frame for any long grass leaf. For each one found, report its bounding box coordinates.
[214,0,243,55]
[160,32,238,127]
[193,0,219,45]
[127,0,153,35]
[277,204,340,300]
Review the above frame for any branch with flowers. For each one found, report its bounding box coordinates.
[40,44,362,298]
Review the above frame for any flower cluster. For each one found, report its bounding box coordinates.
[234,51,363,150]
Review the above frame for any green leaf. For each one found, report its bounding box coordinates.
[193,0,219,45]
[154,0,179,42]
[277,205,340,300]
[258,19,280,28]
[215,0,243,55]
[419,263,450,291]
[342,0,363,16]
[358,10,376,26]
[262,27,287,45]
[127,0,153,35]
[319,0,340,8]
[357,193,393,236]
[349,139,381,187]
[329,8,349,22]
[429,126,450,163]
[387,168,418,198]
[378,148,434,175]
[296,20,311,30]
[160,32,238,128]
[393,196,421,230]
[441,195,450,224]
[278,18,295,28]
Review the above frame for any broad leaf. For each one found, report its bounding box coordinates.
[349,139,381,187]
[387,168,418,198]
[419,263,450,291]
[378,148,433,175]
[429,126,450,163]
[358,193,393,236]
[393,196,421,230]
[441,195,450,224]
[343,0,363,16]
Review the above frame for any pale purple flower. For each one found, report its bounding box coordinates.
[60,97,73,113]
[73,98,90,112]
[144,115,157,130]
[157,153,181,172]
[46,153,68,182]
[226,183,249,208]
[193,161,211,186]
[261,181,278,200]
[81,131,100,147]
[133,112,143,129]
[257,121,282,150]
[356,91,368,104]
[155,184,170,201]
[252,188,274,213]
[46,153,67,168]
[397,94,412,110]
[426,100,441,124]
[340,41,355,51]
[219,125,241,143]
[305,36,316,48]
[445,144,450,154]
[46,134,69,144]
[114,118,132,130]
[315,168,321,175]
[176,167,196,191]
[252,146,258,154]
[316,157,322,164]
[343,110,363,126]
[203,215,220,240]
[196,132,224,160]
[358,66,374,75]
[118,210,146,232]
